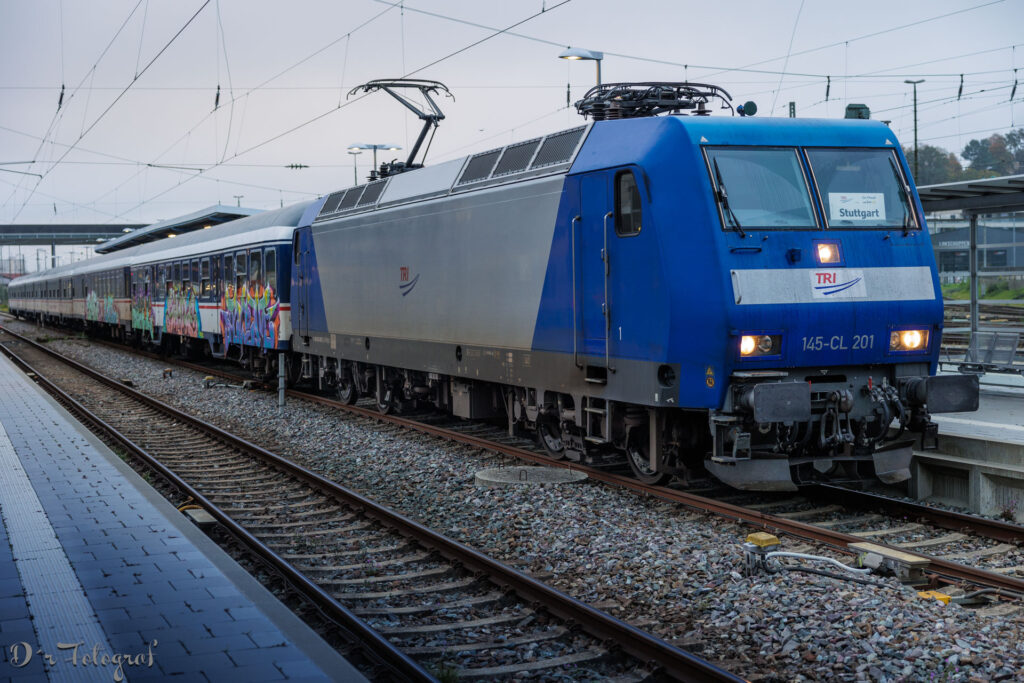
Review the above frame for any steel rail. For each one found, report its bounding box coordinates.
[0,327,743,683]
[0,337,433,683]
[810,484,1024,545]
[283,390,1024,595]
[15,320,1024,593]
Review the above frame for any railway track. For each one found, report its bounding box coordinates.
[7,319,1024,605]
[0,326,741,683]
[8,319,1024,613]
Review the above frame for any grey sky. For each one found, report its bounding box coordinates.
[1,0,1021,240]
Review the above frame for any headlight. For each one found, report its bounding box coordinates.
[890,329,929,352]
[740,334,781,357]
[815,240,842,264]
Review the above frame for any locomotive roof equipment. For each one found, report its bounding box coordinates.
[347,79,453,178]
[573,81,745,120]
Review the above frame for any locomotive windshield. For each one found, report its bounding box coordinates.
[806,148,918,229]
[705,147,817,229]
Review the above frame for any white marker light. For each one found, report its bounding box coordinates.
[817,242,841,264]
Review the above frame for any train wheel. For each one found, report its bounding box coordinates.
[337,377,359,405]
[376,384,397,414]
[536,419,566,460]
[626,428,671,485]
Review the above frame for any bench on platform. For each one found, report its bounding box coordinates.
[943,330,1022,376]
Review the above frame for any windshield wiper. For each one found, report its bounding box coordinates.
[712,157,746,238]
[889,155,915,236]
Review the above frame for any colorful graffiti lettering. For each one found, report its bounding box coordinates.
[103,295,118,324]
[219,283,280,349]
[85,290,119,323]
[85,291,100,321]
[164,284,202,338]
[131,289,155,335]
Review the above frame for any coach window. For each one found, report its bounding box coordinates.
[249,249,262,286]
[172,262,181,287]
[191,259,199,286]
[211,255,221,298]
[223,255,234,294]
[181,261,190,292]
[157,265,166,298]
[235,252,246,293]
[264,249,277,292]
[200,258,211,297]
[615,170,642,236]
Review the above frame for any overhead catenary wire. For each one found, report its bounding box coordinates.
[84,0,402,215]
[10,0,212,221]
[770,0,805,115]
[1,0,146,216]
[9,1,1019,224]
[109,0,574,221]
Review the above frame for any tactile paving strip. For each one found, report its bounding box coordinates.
[0,416,112,682]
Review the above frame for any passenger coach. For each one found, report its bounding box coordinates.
[10,202,316,381]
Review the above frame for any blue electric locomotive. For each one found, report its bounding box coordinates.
[294,82,978,490]
[9,81,979,491]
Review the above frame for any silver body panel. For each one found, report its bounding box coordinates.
[312,175,565,350]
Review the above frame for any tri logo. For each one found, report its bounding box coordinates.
[810,269,867,299]
[399,266,420,296]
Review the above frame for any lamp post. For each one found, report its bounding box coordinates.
[348,143,402,180]
[347,149,361,185]
[559,47,604,87]
[904,79,925,179]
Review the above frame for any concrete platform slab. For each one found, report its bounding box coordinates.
[0,352,366,682]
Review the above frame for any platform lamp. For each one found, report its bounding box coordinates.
[348,143,402,180]
[559,47,604,87]
[347,148,361,186]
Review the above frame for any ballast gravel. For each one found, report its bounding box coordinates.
[42,336,1024,682]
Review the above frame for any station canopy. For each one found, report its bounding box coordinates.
[918,174,1024,214]
[94,205,260,253]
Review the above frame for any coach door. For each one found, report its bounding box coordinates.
[295,228,312,345]
[578,171,614,380]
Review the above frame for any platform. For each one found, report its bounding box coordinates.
[0,352,366,682]
[911,389,1024,519]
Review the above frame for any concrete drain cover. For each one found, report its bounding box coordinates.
[475,465,588,487]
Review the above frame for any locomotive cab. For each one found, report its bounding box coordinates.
[692,132,980,490]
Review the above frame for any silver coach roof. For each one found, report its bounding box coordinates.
[12,200,315,287]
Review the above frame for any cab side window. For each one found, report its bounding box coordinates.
[615,170,642,237]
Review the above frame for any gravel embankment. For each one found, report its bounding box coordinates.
[40,335,1024,681]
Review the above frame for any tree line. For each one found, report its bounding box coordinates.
[904,128,1024,186]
